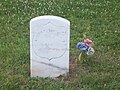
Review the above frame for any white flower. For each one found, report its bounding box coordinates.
[86,47,94,55]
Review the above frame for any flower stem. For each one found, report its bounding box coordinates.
[78,52,82,61]
[75,52,82,64]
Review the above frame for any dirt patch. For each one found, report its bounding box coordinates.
[56,54,79,83]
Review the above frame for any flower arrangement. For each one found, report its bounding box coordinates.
[76,38,95,62]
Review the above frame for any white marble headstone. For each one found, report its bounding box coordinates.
[30,15,70,77]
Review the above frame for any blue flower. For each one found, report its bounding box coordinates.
[76,42,88,51]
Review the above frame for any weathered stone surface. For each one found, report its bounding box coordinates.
[30,16,70,77]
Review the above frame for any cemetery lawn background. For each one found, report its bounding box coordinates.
[0,0,120,90]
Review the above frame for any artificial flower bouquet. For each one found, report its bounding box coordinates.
[76,38,95,62]
[76,38,94,55]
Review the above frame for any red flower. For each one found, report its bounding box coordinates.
[84,39,93,46]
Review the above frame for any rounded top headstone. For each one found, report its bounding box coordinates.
[30,15,70,26]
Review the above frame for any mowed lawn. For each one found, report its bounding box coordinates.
[0,0,120,90]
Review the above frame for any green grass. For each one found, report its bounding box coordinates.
[0,0,120,90]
